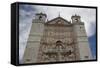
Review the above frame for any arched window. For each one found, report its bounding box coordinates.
[56,40,64,50]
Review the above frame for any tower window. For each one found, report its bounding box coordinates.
[39,16,42,20]
[75,18,78,22]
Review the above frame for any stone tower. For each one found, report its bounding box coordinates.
[71,14,92,60]
[23,12,46,63]
[23,13,92,63]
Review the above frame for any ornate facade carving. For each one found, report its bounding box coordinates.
[23,13,92,63]
[37,22,78,62]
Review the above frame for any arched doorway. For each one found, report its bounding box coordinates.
[55,40,64,61]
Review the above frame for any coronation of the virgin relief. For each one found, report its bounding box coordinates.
[23,12,92,63]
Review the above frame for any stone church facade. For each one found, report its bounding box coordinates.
[23,12,92,63]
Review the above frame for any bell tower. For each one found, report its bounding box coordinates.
[72,14,92,60]
[34,12,47,23]
[71,14,81,23]
[23,12,47,63]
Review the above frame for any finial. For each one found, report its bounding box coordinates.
[58,12,60,17]
[75,14,77,16]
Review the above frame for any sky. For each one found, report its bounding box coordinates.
[19,4,96,63]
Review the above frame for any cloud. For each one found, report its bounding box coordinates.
[30,5,96,37]
[19,5,36,63]
[19,4,96,63]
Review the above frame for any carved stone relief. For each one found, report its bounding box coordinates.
[37,24,78,62]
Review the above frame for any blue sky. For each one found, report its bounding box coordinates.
[19,4,96,63]
[88,33,96,59]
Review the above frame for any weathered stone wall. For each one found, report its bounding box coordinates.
[23,23,44,63]
[73,24,92,60]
